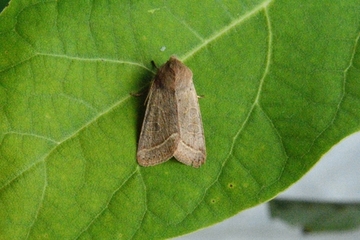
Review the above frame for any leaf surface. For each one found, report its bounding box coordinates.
[0,0,359,239]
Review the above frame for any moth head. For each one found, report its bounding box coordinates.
[155,57,193,89]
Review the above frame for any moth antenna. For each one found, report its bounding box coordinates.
[151,60,159,70]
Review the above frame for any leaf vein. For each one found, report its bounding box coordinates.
[297,30,360,159]
[74,168,140,239]
[164,5,204,42]
[182,0,273,60]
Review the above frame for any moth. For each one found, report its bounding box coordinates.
[137,56,206,167]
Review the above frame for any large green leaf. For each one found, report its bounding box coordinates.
[1,0,359,239]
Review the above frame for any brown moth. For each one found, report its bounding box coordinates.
[137,56,206,167]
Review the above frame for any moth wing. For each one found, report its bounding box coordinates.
[173,80,206,168]
[137,83,179,166]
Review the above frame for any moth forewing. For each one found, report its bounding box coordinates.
[136,79,179,166]
[137,56,206,167]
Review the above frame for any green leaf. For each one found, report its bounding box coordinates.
[1,0,359,239]
[270,200,360,232]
